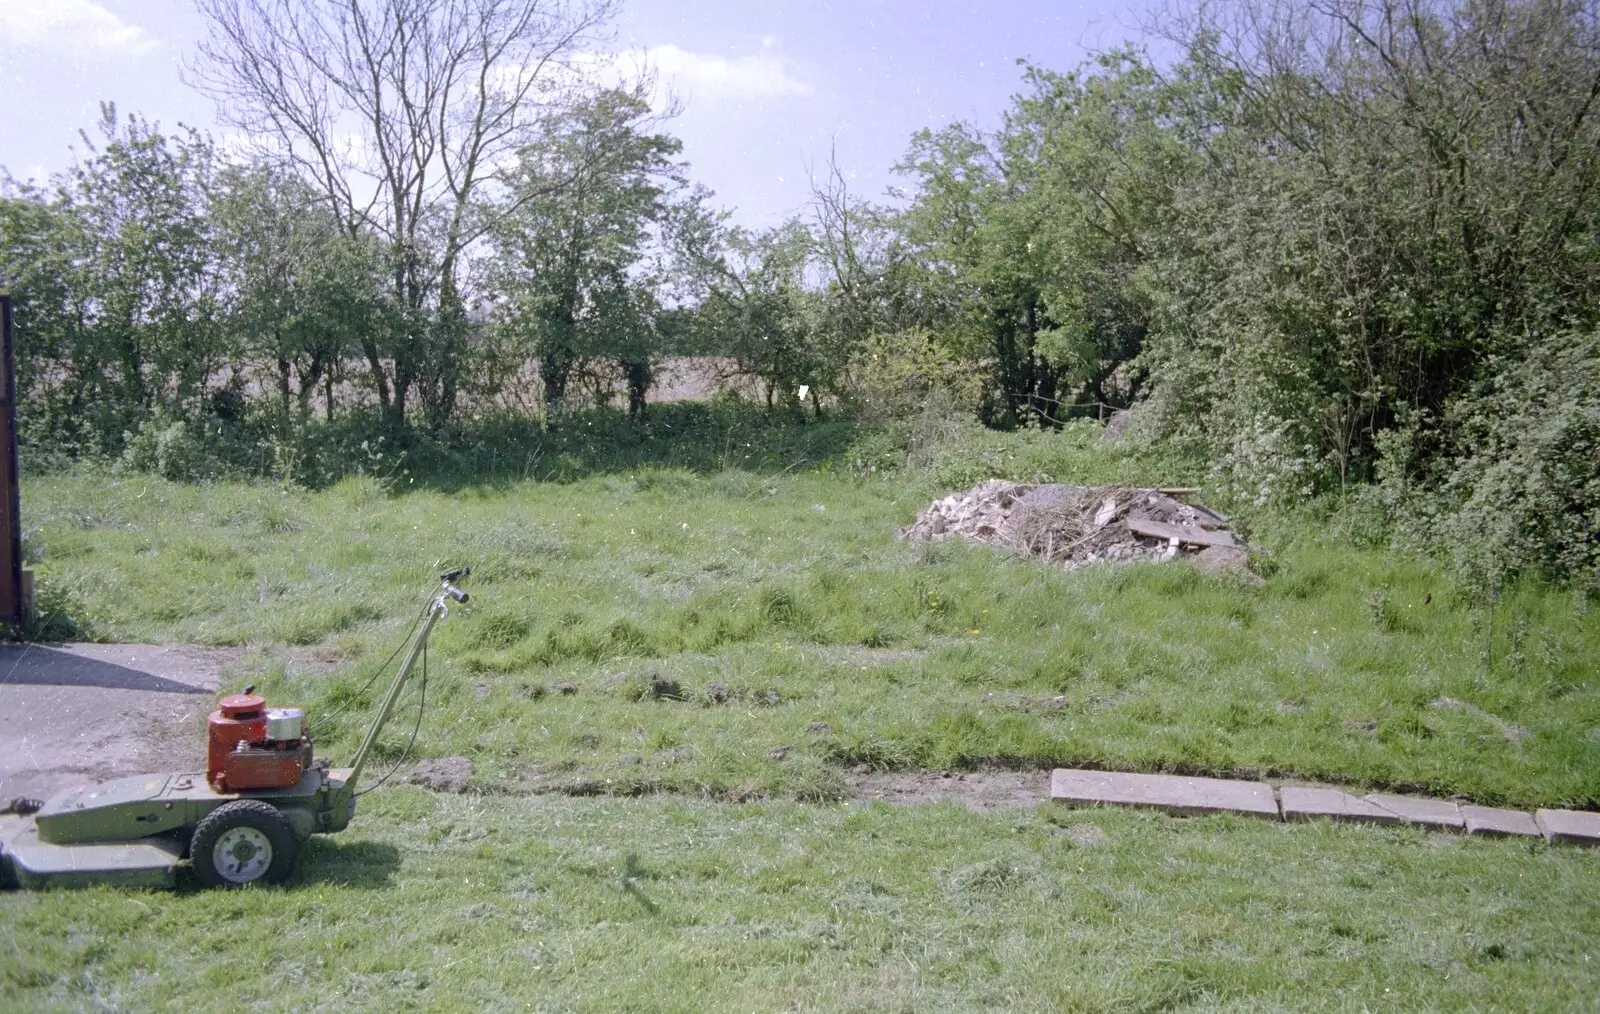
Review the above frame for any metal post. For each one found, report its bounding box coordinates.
[0,296,22,629]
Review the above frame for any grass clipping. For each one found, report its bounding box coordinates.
[901,481,1243,571]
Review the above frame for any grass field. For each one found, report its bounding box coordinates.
[5,408,1598,1010]
[5,791,1599,1012]
[18,411,1599,809]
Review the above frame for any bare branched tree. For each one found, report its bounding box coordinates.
[190,0,618,430]
[804,146,899,410]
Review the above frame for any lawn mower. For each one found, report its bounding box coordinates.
[0,568,470,890]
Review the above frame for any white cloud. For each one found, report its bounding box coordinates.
[646,44,811,100]
[0,0,158,56]
[592,44,812,104]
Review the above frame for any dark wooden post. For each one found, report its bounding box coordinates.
[0,295,23,628]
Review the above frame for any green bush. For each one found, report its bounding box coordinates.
[119,412,207,481]
[1375,327,1600,589]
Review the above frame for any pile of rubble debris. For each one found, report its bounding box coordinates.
[900,481,1246,572]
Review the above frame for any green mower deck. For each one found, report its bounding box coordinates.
[0,569,469,890]
[0,766,359,889]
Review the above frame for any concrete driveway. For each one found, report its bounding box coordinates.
[0,644,236,801]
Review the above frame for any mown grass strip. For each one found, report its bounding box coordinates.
[3,791,1597,1012]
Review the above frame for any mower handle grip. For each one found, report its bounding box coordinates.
[439,565,470,602]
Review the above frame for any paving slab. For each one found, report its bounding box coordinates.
[1281,786,1400,825]
[1363,794,1464,830]
[1049,769,1280,819]
[1460,805,1540,838]
[1535,808,1600,846]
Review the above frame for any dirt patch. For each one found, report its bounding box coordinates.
[846,769,1051,810]
[407,756,473,793]
[901,481,1240,571]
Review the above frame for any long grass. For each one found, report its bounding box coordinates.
[7,410,1600,1011]
[19,411,1598,809]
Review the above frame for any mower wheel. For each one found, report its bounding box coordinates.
[191,800,298,887]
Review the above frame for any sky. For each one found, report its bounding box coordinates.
[0,0,1161,228]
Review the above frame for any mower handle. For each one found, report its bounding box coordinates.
[440,566,470,603]
[346,567,472,791]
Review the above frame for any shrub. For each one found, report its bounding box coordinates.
[119,412,207,481]
[1378,327,1600,590]
[838,327,983,424]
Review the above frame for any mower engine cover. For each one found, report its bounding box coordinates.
[207,694,313,792]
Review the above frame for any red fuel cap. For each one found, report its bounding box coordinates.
[219,693,267,718]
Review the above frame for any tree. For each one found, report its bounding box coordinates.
[490,85,688,418]
[1005,53,1188,412]
[1132,0,1600,511]
[0,107,226,454]
[0,179,96,454]
[212,163,387,429]
[892,52,1185,428]
[895,121,1065,427]
[684,218,831,415]
[801,151,906,414]
[192,0,618,432]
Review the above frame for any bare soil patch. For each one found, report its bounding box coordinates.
[407,756,474,793]
[845,769,1051,810]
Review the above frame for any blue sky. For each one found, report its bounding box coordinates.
[0,0,1158,227]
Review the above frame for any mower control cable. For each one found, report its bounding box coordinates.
[355,636,427,798]
[308,591,433,735]
[344,567,471,793]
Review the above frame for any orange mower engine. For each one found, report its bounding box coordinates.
[206,692,313,792]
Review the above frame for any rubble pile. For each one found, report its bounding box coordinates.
[900,480,1242,571]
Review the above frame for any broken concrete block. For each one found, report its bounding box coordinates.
[1534,808,1600,846]
[1362,794,1464,830]
[1281,786,1400,825]
[1460,805,1540,838]
[1050,769,1279,820]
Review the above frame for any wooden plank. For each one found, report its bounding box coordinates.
[1127,515,1238,548]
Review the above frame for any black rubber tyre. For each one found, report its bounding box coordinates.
[190,800,298,888]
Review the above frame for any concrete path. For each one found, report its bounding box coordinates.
[1051,768,1600,847]
[0,644,233,801]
